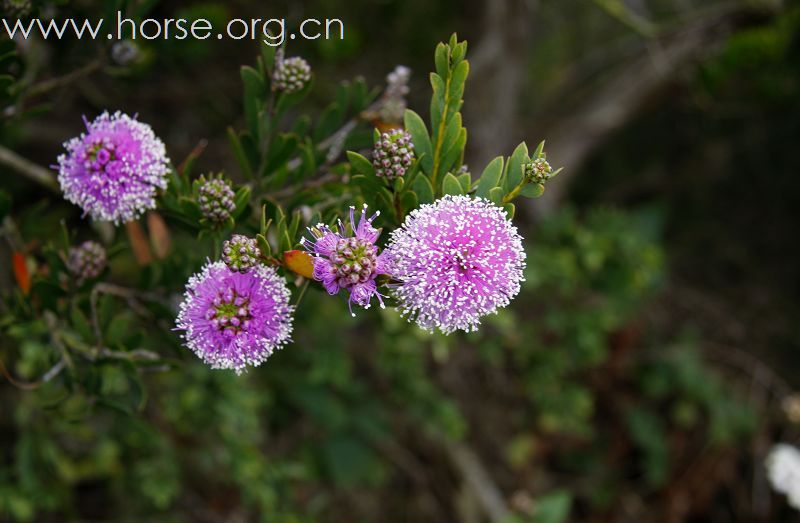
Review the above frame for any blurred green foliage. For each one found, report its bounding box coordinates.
[3,1,794,521]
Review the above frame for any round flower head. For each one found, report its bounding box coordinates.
[67,240,106,283]
[197,174,235,224]
[524,157,553,184]
[56,111,169,224]
[176,261,294,374]
[222,234,261,273]
[301,204,389,315]
[273,56,311,93]
[386,195,526,334]
[372,129,415,179]
[766,443,800,510]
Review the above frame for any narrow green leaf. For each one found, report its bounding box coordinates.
[504,142,529,194]
[439,129,467,181]
[404,110,433,174]
[226,128,254,179]
[475,156,504,198]
[256,233,272,258]
[434,43,449,79]
[260,205,271,236]
[260,43,276,72]
[241,66,264,136]
[448,61,469,100]
[231,186,251,220]
[532,139,546,160]
[503,203,515,219]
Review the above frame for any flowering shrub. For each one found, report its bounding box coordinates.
[49,35,558,371]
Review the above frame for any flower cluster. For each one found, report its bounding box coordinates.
[372,129,415,179]
[379,65,411,123]
[197,174,235,223]
[386,195,526,334]
[524,157,553,185]
[176,261,294,374]
[67,241,107,283]
[302,205,388,314]
[222,235,261,273]
[273,56,312,93]
[56,111,170,224]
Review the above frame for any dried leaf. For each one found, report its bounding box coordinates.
[12,252,30,294]
[146,212,171,260]
[284,250,314,279]
[125,221,152,266]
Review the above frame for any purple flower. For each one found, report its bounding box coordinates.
[56,111,170,224]
[301,204,389,315]
[386,195,526,334]
[176,261,294,374]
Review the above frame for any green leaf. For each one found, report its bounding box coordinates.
[532,490,572,523]
[457,172,472,193]
[346,151,375,177]
[504,142,529,194]
[226,128,254,179]
[400,191,418,215]
[434,43,449,79]
[404,110,433,174]
[241,66,265,136]
[503,203,515,219]
[475,156,504,198]
[314,102,344,143]
[231,186,251,220]
[264,133,299,175]
[442,173,463,195]
[448,61,469,100]
[382,188,399,220]
[439,129,467,184]
[260,205,272,237]
[256,233,272,258]
[352,174,383,207]
[532,139,546,160]
[488,187,504,205]
[260,42,276,73]
[413,175,435,205]
[520,183,545,198]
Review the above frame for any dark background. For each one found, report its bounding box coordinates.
[1,0,799,522]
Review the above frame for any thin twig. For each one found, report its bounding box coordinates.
[0,144,59,192]
[440,437,511,523]
[177,139,208,174]
[23,59,103,100]
[292,279,310,307]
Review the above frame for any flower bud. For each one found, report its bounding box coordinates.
[68,241,107,283]
[197,174,236,224]
[222,234,261,273]
[524,158,553,185]
[273,56,311,93]
[372,129,415,180]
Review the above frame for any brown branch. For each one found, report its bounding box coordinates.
[0,144,59,193]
